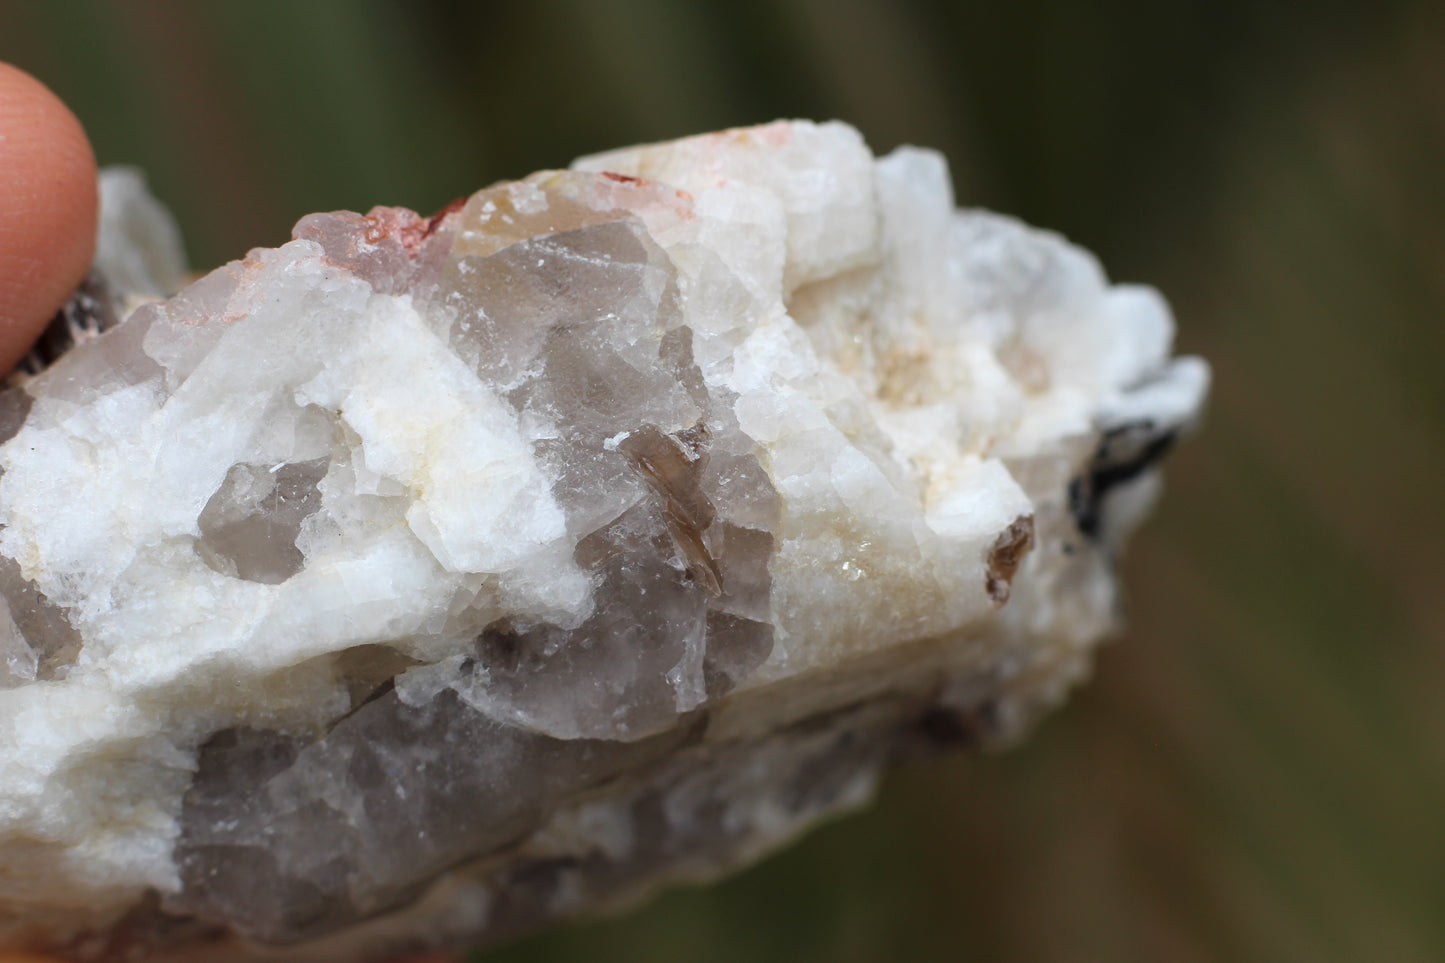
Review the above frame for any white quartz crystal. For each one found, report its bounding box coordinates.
[0,121,1207,960]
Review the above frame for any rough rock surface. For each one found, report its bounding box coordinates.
[0,121,1208,960]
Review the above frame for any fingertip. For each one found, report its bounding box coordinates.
[0,62,99,373]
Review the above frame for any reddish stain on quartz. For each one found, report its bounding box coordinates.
[360,197,467,257]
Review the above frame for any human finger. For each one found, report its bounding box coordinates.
[0,61,98,373]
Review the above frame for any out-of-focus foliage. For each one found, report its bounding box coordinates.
[2,1,1442,960]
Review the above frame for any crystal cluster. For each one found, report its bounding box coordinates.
[0,121,1207,961]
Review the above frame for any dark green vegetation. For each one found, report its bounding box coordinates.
[3,1,1442,959]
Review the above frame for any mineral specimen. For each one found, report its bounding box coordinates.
[0,121,1208,961]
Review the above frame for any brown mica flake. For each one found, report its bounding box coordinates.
[619,422,724,596]
[985,515,1035,605]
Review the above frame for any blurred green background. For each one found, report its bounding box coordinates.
[4,1,1443,960]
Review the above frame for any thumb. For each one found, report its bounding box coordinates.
[0,62,98,373]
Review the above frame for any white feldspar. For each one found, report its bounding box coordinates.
[0,120,1207,960]
[94,167,190,303]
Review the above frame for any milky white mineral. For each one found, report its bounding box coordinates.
[0,121,1207,961]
